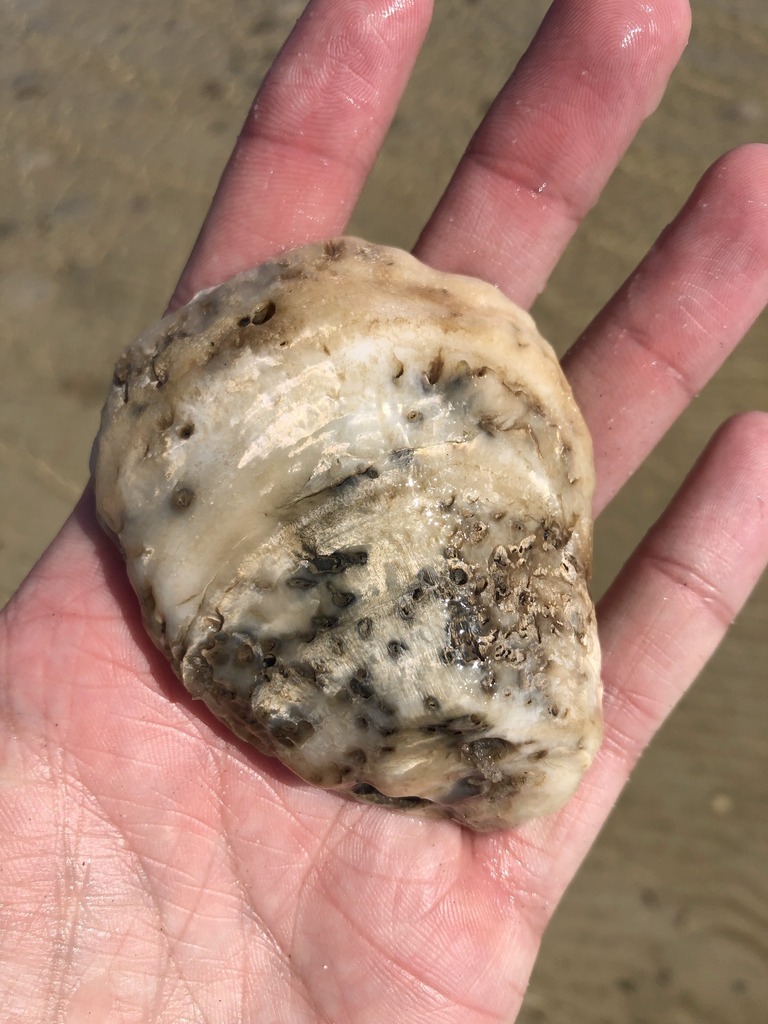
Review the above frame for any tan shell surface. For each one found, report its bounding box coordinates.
[93,237,601,830]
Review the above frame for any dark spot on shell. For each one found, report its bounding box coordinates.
[406,409,423,423]
[324,239,345,260]
[171,486,195,510]
[397,597,415,620]
[346,747,367,766]
[529,749,548,761]
[423,694,441,712]
[166,325,190,344]
[450,567,469,585]
[355,715,369,730]
[365,466,379,479]
[233,638,256,666]
[392,359,404,381]
[269,718,315,747]
[310,549,368,574]
[287,575,319,590]
[349,675,375,700]
[311,614,339,631]
[421,714,485,736]
[329,470,365,493]
[294,662,318,684]
[391,447,414,466]
[277,261,306,281]
[351,784,430,810]
[387,640,408,659]
[469,522,488,543]
[462,712,487,729]
[206,648,229,667]
[178,423,195,439]
[248,303,276,326]
[327,583,356,607]
[356,617,373,639]
[446,360,472,389]
[444,775,486,802]
[461,737,516,767]
[486,775,526,801]
[424,352,444,386]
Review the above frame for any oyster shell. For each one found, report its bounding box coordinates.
[93,237,601,831]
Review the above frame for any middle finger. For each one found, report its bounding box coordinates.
[415,0,691,306]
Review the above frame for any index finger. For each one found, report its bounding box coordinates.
[171,0,433,307]
[415,0,691,307]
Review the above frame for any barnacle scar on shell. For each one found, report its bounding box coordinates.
[92,237,602,831]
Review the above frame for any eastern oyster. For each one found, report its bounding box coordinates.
[93,237,601,831]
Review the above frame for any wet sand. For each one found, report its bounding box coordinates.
[1,1,766,1019]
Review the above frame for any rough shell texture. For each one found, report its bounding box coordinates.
[93,237,602,831]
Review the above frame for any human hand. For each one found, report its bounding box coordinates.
[2,1,767,1021]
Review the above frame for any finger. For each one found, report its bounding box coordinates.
[563,144,768,513]
[414,0,691,305]
[497,412,768,908]
[598,411,768,786]
[171,0,433,307]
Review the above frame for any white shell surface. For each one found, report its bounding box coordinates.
[93,237,601,831]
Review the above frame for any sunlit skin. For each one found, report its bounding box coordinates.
[1,1,767,1021]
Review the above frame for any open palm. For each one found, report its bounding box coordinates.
[2,1,767,1021]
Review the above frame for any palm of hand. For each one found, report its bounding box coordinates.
[2,1,768,1021]
[3,509,553,1020]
